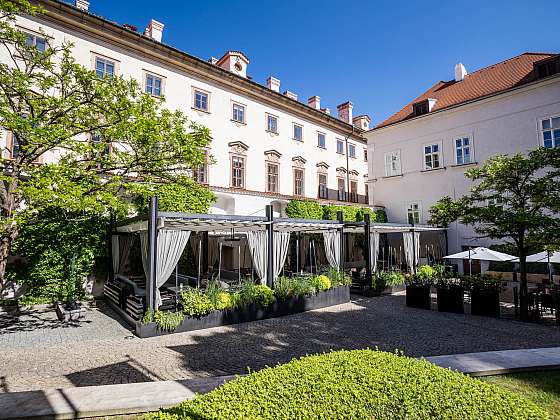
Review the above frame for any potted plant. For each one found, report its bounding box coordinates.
[371,271,405,296]
[466,274,502,318]
[435,267,464,314]
[405,265,434,310]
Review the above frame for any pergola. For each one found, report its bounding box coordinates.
[113,196,446,313]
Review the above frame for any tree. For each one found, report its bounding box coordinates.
[0,1,213,288]
[429,147,560,318]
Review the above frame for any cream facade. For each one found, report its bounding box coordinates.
[365,74,560,255]
[2,0,372,217]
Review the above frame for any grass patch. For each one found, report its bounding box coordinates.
[145,349,547,419]
[482,370,560,419]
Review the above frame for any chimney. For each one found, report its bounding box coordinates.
[337,101,353,124]
[144,19,164,42]
[307,96,320,110]
[454,63,467,82]
[284,90,298,101]
[321,108,331,115]
[208,57,218,65]
[75,0,89,11]
[266,76,280,92]
[353,115,371,130]
[216,51,250,78]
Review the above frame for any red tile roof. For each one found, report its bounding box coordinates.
[376,52,559,129]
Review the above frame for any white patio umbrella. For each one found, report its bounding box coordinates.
[444,247,516,274]
[512,251,560,283]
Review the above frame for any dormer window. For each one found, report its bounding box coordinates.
[534,56,560,79]
[413,98,437,117]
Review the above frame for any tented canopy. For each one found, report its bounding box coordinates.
[444,247,515,262]
[512,251,560,263]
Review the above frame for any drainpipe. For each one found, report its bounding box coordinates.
[336,211,344,271]
[266,204,274,288]
[147,196,158,313]
[344,125,356,202]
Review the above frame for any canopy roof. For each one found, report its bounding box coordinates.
[444,247,516,262]
[512,251,560,263]
[115,212,446,235]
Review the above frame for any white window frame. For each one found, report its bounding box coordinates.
[266,162,279,193]
[192,87,210,113]
[423,142,441,170]
[318,173,328,199]
[293,168,305,196]
[193,150,208,184]
[293,123,303,142]
[407,202,422,224]
[348,143,356,158]
[454,135,473,165]
[540,115,560,149]
[336,139,345,155]
[143,71,164,97]
[231,155,245,188]
[232,102,246,124]
[93,54,117,78]
[23,31,47,52]
[363,148,368,162]
[384,150,402,177]
[317,132,326,149]
[266,113,278,133]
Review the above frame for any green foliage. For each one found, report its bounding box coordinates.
[204,280,233,310]
[462,273,503,292]
[153,310,184,332]
[374,209,388,223]
[285,200,323,220]
[132,179,214,214]
[310,274,331,291]
[234,281,275,308]
[405,264,436,286]
[372,271,405,290]
[10,208,107,302]
[274,276,317,300]
[146,349,548,420]
[325,267,352,286]
[179,288,214,318]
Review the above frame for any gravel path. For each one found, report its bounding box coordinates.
[1,295,560,392]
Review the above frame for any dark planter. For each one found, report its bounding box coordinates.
[406,284,431,310]
[471,288,500,318]
[55,301,86,322]
[358,284,406,297]
[436,286,464,314]
[135,286,350,338]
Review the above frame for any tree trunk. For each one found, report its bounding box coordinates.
[0,225,19,288]
[518,235,528,321]
[0,177,20,290]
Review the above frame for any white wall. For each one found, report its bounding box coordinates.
[3,15,369,217]
[366,77,560,253]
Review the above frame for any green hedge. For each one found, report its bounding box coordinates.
[286,199,387,222]
[146,349,546,420]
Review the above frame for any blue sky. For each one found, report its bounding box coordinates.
[79,0,558,126]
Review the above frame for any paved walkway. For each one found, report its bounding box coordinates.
[1,295,560,393]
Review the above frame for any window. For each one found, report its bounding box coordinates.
[487,196,504,208]
[24,32,46,52]
[454,137,472,164]
[293,169,304,196]
[232,103,245,123]
[384,150,401,176]
[535,57,560,79]
[363,148,368,162]
[541,116,560,149]
[365,183,369,202]
[293,123,303,142]
[231,156,245,188]
[266,163,279,193]
[413,101,429,116]
[350,180,358,202]
[193,151,208,184]
[337,177,346,200]
[407,202,421,224]
[423,143,441,170]
[193,89,209,112]
[145,73,162,97]
[95,57,115,78]
[318,173,328,199]
[336,139,344,155]
[348,143,356,158]
[266,114,278,133]
[9,133,21,159]
[317,132,326,149]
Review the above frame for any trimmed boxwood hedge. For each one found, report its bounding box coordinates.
[145,349,547,420]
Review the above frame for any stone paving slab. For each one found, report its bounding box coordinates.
[426,346,560,376]
[0,375,238,419]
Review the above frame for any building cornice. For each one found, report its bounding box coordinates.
[32,0,365,143]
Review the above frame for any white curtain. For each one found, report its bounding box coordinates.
[111,235,120,275]
[273,231,290,279]
[140,232,150,281]
[246,230,268,284]
[403,231,420,273]
[140,230,191,309]
[323,230,341,270]
[370,231,380,273]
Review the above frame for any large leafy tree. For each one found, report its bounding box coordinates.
[429,147,560,318]
[0,1,213,288]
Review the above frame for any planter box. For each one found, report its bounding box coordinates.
[56,302,86,322]
[471,288,500,318]
[136,286,350,338]
[406,285,431,310]
[356,284,405,297]
[436,286,464,314]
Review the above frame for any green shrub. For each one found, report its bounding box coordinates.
[153,310,184,332]
[274,276,316,300]
[214,292,233,310]
[310,274,331,291]
[132,180,215,214]
[325,267,352,286]
[372,271,405,290]
[146,349,547,420]
[234,281,275,308]
[285,200,323,219]
[375,209,388,223]
[180,288,214,317]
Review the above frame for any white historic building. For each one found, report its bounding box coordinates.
[2,0,372,217]
[365,53,560,256]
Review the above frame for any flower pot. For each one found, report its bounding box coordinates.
[406,284,431,310]
[436,286,464,314]
[471,288,500,318]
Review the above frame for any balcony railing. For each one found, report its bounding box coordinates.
[317,187,367,204]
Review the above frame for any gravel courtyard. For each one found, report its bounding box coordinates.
[1,295,560,393]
